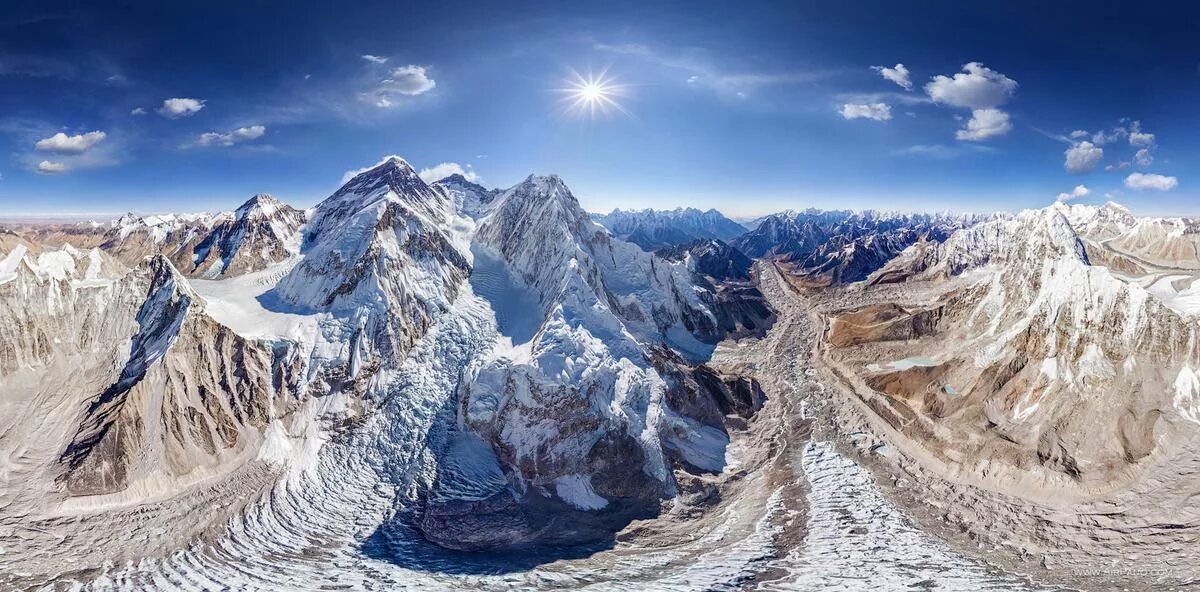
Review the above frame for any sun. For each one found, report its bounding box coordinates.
[558,68,628,118]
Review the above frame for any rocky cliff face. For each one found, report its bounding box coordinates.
[59,256,307,495]
[825,205,1200,496]
[178,194,305,277]
[434,173,500,218]
[656,239,774,338]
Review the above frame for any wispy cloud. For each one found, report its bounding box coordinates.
[595,41,828,99]
[418,162,479,183]
[192,125,266,148]
[839,103,891,121]
[36,160,67,175]
[892,144,996,158]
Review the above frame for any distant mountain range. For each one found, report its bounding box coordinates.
[592,207,747,251]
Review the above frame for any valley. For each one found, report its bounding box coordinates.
[1,160,1198,591]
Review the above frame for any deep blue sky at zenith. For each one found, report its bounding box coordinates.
[1,1,1199,217]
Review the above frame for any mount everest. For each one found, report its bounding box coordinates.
[2,157,1200,591]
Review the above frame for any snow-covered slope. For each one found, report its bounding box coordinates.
[434,173,500,218]
[179,194,305,277]
[420,175,765,549]
[0,155,774,585]
[271,156,470,362]
[594,207,748,251]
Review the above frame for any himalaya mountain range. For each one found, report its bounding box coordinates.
[2,157,1200,591]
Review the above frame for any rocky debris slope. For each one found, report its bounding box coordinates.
[593,207,747,251]
[816,203,1200,584]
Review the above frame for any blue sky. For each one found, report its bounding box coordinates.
[1,0,1198,218]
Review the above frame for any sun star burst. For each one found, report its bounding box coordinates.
[558,68,628,118]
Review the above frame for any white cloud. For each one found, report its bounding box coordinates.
[1128,120,1154,147]
[193,125,266,148]
[892,143,994,158]
[1134,147,1153,167]
[130,107,147,116]
[418,162,479,184]
[839,102,892,121]
[1064,141,1103,173]
[1056,184,1089,202]
[956,108,1011,141]
[1105,161,1130,171]
[158,97,206,118]
[1129,131,1154,146]
[366,65,437,107]
[361,54,389,64]
[871,63,912,91]
[36,160,67,175]
[35,130,107,154]
[1091,127,1126,145]
[925,62,1018,109]
[386,65,436,95]
[1069,130,1089,139]
[1124,172,1177,191]
[596,41,826,99]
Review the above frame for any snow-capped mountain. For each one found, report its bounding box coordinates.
[829,203,1200,501]
[0,155,772,582]
[434,173,500,218]
[271,156,470,362]
[179,194,305,277]
[11,202,304,280]
[421,174,767,549]
[593,207,748,251]
[734,208,990,283]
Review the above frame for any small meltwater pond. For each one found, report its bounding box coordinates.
[866,356,940,373]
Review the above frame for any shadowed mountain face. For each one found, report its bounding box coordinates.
[593,207,748,251]
[734,209,991,284]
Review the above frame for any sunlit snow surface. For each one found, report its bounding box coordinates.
[756,442,1054,592]
[31,259,1049,590]
[65,318,1049,592]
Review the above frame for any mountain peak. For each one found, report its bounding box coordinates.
[234,193,284,219]
[338,155,423,194]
